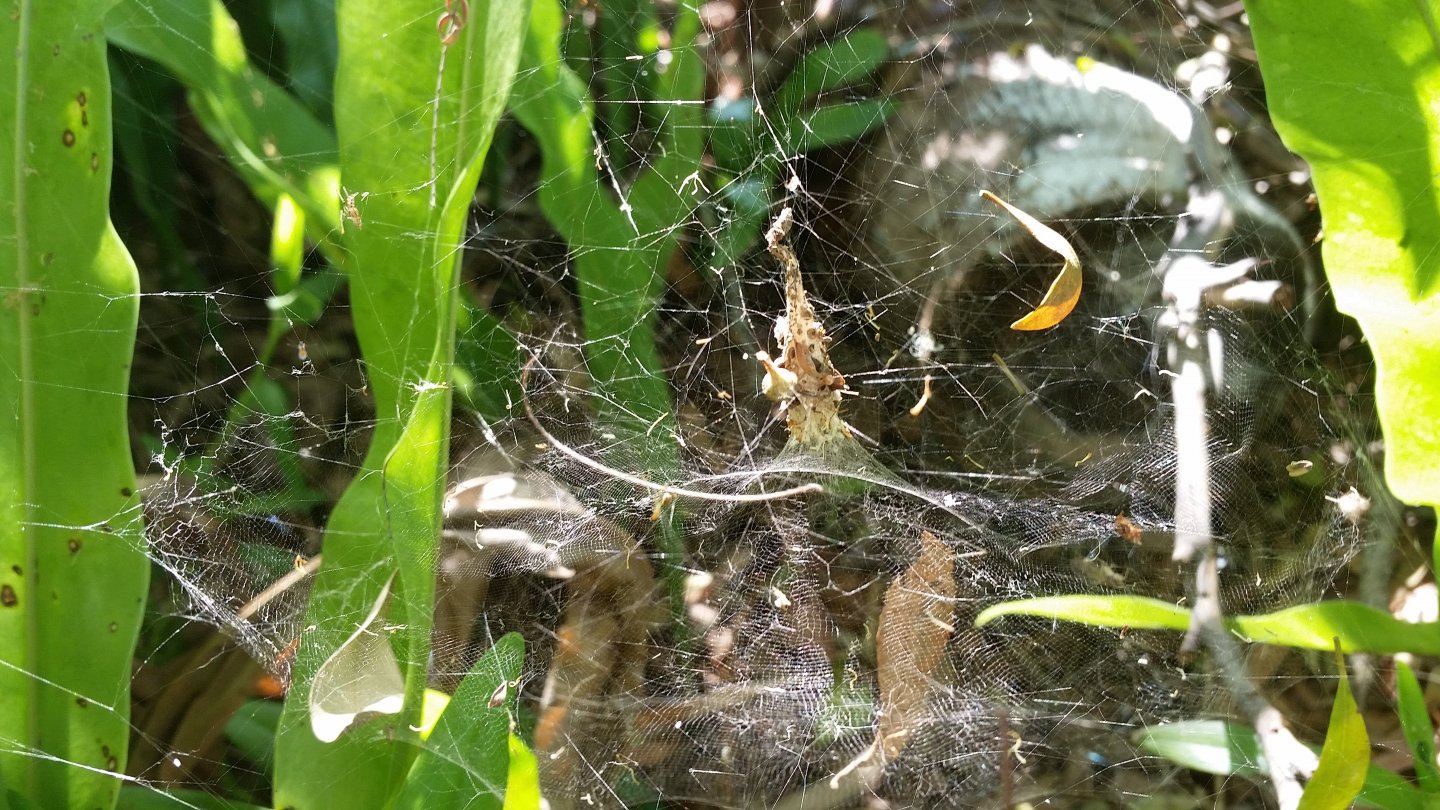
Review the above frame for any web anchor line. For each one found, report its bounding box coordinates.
[519,353,823,504]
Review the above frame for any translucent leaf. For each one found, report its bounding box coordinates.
[875,530,955,760]
[975,594,1189,631]
[1248,1,1440,507]
[980,191,1083,330]
[308,572,404,743]
[1297,643,1368,810]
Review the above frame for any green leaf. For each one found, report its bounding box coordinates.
[224,699,283,778]
[115,787,267,810]
[510,0,698,450]
[503,734,542,810]
[273,1,530,806]
[393,634,525,809]
[106,0,341,241]
[0,3,150,807]
[1228,602,1440,656]
[1298,642,1368,810]
[1137,720,1419,810]
[783,98,895,155]
[775,28,889,115]
[1246,0,1440,508]
[978,596,1440,657]
[975,594,1191,630]
[1395,661,1440,796]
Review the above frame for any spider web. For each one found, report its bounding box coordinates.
[85,1,1409,808]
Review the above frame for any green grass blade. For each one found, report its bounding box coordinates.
[1394,661,1440,796]
[0,2,149,806]
[273,1,529,806]
[978,595,1440,656]
[1246,0,1440,510]
[393,634,524,809]
[975,594,1191,630]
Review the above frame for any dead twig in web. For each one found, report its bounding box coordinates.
[1161,247,1315,809]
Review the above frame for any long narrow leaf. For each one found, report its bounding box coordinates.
[0,2,149,807]
[273,1,530,806]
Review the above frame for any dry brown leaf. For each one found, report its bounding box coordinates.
[875,530,956,761]
[980,190,1083,331]
[759,207,852,448]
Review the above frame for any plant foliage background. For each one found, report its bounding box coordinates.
[4,0,1440,809]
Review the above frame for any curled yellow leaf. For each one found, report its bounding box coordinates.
[980,190,1083,330]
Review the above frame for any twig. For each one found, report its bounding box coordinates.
[1160,249,1315,808]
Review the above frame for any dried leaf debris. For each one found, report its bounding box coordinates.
[757,207,854,448]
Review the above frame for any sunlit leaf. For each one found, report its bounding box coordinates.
[1,3,149,804]
[975,594,1189,631]
[977,595,1440,658]
[979,191,1083,330]
[503,734,543,810]
[1247,0,1440,508]
[876,530,956,760]
[393,634,525,810]
[1137,720,1420,810]
[1297,642,1368,810]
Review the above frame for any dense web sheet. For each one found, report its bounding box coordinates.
[64,1,1412,807]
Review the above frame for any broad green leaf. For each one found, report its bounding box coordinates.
[273,0,530,805]
[1137,720,1419,810]
[106,0,341,241]
[1395,661,1440,796]
[0,2,149,807]
[776,29,889,114]
[1298,643,1368,810]
[784,98,896,156]
[392,634,524,810]
[1246,1,1440,508]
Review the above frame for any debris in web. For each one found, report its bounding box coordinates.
[979,190,1083,331]
[756,206,854,449]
